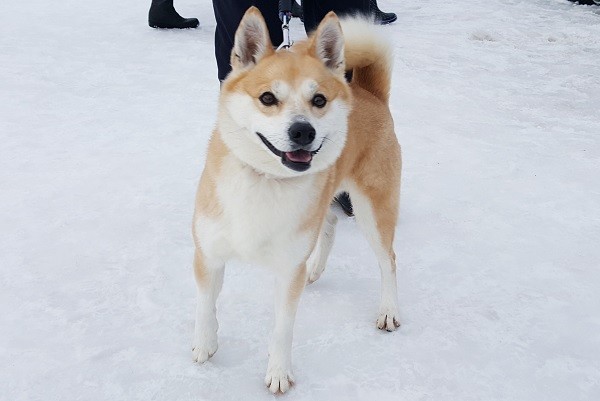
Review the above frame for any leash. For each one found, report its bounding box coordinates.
[277,0,293,50]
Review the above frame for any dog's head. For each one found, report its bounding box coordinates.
[218,7,352,178]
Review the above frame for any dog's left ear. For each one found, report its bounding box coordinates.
[231,7,274,71]
[310,12,345,74]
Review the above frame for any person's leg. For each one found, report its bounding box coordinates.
[213,0,283,82]
[149,0,199,29]
[302,0,369,34]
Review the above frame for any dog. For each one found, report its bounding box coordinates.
[191,7,401,394]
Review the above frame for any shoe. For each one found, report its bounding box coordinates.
[149,0,199,29]
[370,0,397,25]
[376,11,397,25]
[334,192,354,217]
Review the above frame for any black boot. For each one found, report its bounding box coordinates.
[370,0,397,25]
[567,0,599,4]
[149,0,199,29]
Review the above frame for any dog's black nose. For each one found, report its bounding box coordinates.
[288,121,316,146]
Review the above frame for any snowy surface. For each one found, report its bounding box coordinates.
[2,0,600,400]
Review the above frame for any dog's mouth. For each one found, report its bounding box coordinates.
[256,133,322,172]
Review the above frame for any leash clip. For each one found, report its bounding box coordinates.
[277,13,293,50]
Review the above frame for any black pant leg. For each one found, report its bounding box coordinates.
[302,0,370,34]
[213,0,283,81]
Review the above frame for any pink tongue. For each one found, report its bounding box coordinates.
[285,150,312,163]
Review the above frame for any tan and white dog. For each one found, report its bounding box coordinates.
[192,7,401,394]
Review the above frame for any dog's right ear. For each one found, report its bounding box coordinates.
[231,7,274,71]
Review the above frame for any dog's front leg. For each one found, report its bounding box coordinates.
[265,264,306,394]
[192,249,225,363]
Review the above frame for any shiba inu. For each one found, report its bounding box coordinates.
[191,7,401,393]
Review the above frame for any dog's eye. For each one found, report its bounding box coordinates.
[312,94,327,108]
[259,92,278,106]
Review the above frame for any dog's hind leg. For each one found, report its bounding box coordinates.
[348,182,401,332]
[192,248,225,363]
[306,209,338,284]
[265,264,306,394]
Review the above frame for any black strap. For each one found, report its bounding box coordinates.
[279,0,293,22]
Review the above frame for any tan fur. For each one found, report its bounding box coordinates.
[299,170,336,234]
[223,50,351,112]
[193,133,228,218]
[195,11,401,284]
[191,8,401,391]
[291,84,401,249]
[339,15,394,103]
[195,9,400,292]
[193,248,208,287]
[298,13,400,243]
[288,263,307,308]
[340,84,401,243]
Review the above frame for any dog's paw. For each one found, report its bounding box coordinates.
[376,307,401,332]
[192,336,218,363]
[265,369,294,394]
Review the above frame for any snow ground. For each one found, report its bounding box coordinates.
[1,0,600,400]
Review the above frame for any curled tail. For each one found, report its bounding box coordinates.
[340,17,394,104]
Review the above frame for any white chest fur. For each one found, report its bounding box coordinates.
[194,155,321,270]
